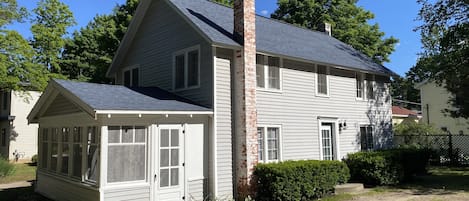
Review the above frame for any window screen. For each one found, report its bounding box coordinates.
[317,65,328,95]
[187,50,199,87]
[50,128,59,171]
[41,128,49,169]
[86,127,98,182]
[61,128,70,174]
[72,127,82,178]
[175,54,185,89]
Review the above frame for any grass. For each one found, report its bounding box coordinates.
[0,163,37,184]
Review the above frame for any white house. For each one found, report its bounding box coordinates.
[28,0,394,200]
[0,90,41,162]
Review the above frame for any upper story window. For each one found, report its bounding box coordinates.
[366,74,375,100]
[316,65,329,96]
[123,67,139,87]
[257,126,281,163]
[256,54,281,90]
[356,73,364,99]
[173,46,200,91]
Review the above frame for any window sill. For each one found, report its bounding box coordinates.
[103,182,150,190]
[315,93,330,98]
[256,87,282,94]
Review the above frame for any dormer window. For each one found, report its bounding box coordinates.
[123,67,139,87]
[173,46,200,91]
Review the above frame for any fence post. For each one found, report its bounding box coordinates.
[448,134,454,165]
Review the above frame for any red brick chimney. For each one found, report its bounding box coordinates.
[233,0,258,199]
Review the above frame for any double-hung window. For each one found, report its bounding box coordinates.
[107,126,147,183]
[360,126,373,151]
[366,74,375,100]
[257,126,281,162]
[123,67,139,87]
[174,46,200,90]
[256,54,281,90]
[316,65,329,96]
[356,73,364,99]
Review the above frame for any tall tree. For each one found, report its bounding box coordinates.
[416,0,468,118]
[31,0,75,74]
[62,0,139,83]
[271,0,398,64]
[0,0,49,91]
[212,0,233,7]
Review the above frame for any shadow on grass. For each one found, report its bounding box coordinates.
[397,166,469,195]
[0,185,51,201]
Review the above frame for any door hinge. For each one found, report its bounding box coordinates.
[182,130,185,134]
[182,196,185,200]
[182,162,185,167]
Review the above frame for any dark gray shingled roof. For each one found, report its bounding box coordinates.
[169,0,394,75]
[54,79,211,112]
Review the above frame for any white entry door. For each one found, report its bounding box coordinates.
[157,125,185,201]
[321,125,334,160]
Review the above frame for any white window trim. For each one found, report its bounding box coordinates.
[256,55,283,92]
[105,125,149,186]
[122,65,140,87]
[355,72,365,101]
[172,45,201,92]
[257,124,282,163]
[315,65,330,97]
[317,118,340,161]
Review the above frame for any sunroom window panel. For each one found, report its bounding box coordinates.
[108,126,120,143]
[175,54,185,89]
[108,145,146,182]
[72,127,82,178]
[86,127,98,182]
[61,128,70,174]
[187,50,199,87]
[122,126,133,143]
[135,126,145,143]
[41,128,49,169]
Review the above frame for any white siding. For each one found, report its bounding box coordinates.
[117,0,213,108]
[188,179,205,201]
[214,48,234,198]
[104,186,151,201]
[36,171,99,201]
[257,59,392,160]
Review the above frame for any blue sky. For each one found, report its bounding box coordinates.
[9,0,422,76]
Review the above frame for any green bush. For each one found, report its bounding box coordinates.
[0,157,15,177]
[344,148,430,185]
[253,160,350,201]
[31,154,38,164]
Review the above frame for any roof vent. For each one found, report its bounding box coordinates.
[320,23,332,36]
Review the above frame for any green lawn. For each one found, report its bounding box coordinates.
[0,163,37,184]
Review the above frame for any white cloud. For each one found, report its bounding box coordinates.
[260,10,269,16]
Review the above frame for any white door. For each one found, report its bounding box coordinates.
[321,125,334,160]
[157,125,185,201]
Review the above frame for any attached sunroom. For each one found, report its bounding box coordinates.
[28,79,212,201]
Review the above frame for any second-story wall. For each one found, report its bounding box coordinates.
[116,0,213,108]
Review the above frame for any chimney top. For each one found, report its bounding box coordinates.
[320,23,332,36]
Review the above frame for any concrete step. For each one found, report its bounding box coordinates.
[334,183,365,194]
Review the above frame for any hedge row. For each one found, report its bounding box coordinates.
[253,160,350,201]
[344,148,431,185]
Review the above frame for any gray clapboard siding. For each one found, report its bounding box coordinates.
[104,186,150,201]
[117,0,213,108]
[257,59,392,160]
[42,94,81,117]
[36,171,99,201]
[214,48,234,197]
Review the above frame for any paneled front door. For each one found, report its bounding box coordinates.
[156,125,185,201]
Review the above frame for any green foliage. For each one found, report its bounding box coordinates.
[344,148,431,185]
[393,122,442,136]
[31,0,76,73]
[212,0,233,7]
[271,0,398,64]
[62,0,139,83]
[254,160,350,201]
[0,158,15,177]
[416,0,469,119]
[0,0,28,28]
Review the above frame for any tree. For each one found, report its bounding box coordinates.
[416,0,469,119]
[0,0,27,28]
[212,0,233,7]
[271,0,398,64]
[62,0,139,83]
[31,0,75,74]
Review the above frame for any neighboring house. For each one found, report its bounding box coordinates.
[392,106,422,126]
[416,80,469,135]
[0,90,41,161]
[28,0,393,200]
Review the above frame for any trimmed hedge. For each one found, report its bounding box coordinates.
[253,160,350,201]
[344,148,431,185]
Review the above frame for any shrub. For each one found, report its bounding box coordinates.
[31,154,38,164]
[0,157,15,177]
[344,148,430,185]
[253,160,350,201]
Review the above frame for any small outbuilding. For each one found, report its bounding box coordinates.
[28,79,212,201]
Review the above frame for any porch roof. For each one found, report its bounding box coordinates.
[28,79,212,123]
